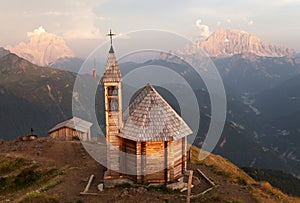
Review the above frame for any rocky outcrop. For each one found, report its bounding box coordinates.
[5,26,74,66]
[180,29,294,57]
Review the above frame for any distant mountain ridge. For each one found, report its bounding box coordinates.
[0,52,99,139]
[5,26,74,66]
[1,28,300,180]
[0,53,287,172]
[0,53,75,138]
[0,47,10,58]
[180,29,295,57]
[49,57,84,73]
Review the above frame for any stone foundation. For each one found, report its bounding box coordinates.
[104,171,134,188]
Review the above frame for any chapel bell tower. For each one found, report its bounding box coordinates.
[103,29,122,178]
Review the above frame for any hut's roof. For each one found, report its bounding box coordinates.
[103,46,122,83]
[48,117,93,134]
[120,84,192,142]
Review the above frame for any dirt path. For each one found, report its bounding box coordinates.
[1,138,299,203]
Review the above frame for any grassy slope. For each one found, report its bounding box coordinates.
[0,138,299,203]
[189,146,300,203]
[242,167,300,197]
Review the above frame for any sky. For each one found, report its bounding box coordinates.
[1,0,300,57]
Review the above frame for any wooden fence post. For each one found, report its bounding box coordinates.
[187,170,193,203]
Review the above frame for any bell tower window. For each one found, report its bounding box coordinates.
[107,86,119,112]
[108,98,119,111]
[108,86,118,96]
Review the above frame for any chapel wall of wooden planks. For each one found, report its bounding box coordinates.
[121,137,187,184]
[50,127,88,141]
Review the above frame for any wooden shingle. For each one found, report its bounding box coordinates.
[120,84,192,141]
[103,46,122,83]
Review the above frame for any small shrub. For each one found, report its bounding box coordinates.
[216,170,231,178]
[236,177,247,186]
[115,182,134,188]
[14,168,42,187]
[148,185,179,194]
[72,136,80,141]
[0,177,9,191]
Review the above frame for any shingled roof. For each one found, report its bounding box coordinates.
[103,46,122,83]
[120,84,192,142]
[48,117,93,134]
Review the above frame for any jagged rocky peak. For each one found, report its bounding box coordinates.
[0,47,10,58]
[5,26,74,66]
[181,29,294,57]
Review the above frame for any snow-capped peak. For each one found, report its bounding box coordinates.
[5,26,74,66]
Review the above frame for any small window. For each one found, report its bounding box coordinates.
[108,98,119,111]
[108,86,118,96]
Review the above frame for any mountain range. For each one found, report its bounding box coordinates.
[180,29,295,57]
[5,26,75,67]
[0,53,75,137]
[1,28,300,178]
[176,29,300,177]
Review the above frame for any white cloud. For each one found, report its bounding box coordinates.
[1,0,105,41]
[61,9,101,39]
[278,0,300,5]
[248,20,254,25]
[27,26,46,36]
[118,33,131,39]
[195,19,211,39]
[48,6,103,40]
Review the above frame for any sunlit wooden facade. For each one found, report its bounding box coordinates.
[48,117,92,141]
[103,44,192,184]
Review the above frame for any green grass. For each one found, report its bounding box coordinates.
[199,162,231,178]
[0,167,62,194]
[40,179,62,192]
[242,167,300,197]
[0,157,27,175]
[17,192,59,203]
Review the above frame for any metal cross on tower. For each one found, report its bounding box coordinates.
[106,29,117,46]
